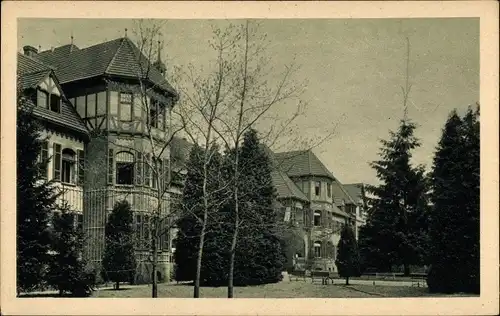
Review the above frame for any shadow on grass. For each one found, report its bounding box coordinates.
[19,293,77,298]
[101,287,132,292]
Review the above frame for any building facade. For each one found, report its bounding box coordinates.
[272,150,360,273]
[18,37,179,284]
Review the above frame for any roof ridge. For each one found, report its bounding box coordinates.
[40,37,123,55]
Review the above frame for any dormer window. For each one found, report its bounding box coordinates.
[37,89,48,108]
[50,94,61,112]
[36,88,61,113]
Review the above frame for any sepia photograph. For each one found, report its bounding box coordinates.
[2,1,499,315]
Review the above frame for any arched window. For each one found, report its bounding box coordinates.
[116,151,135,185]
[61,148,76,184]
[314,241,322,258]
[313,210,322,226]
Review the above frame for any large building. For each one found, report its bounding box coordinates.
[18,37,179,283]
[17,36,367,281]
[270,150,366,272]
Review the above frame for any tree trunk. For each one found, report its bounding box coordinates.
[227,135,241,299]
[346,277,349,285]
[152,232,158,298]
[228,220,238,298]
[194,196,209,298]
[404,263,410,277]
[116,281,119,290]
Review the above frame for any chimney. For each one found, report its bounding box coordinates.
[23,45,38,57]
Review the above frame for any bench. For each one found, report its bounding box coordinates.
[311,271,335,285]
[289,270,308,282]
[411,273,427,287]
[375,272,396,280]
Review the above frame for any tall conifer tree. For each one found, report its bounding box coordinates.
[174,144,228,286]
[47,203,94,296]
[336,225,361,285]
[17,91,58,294]
[428,107,480,293]
[359,119,430,275]
[232,128,285,285]
[101,200,136,290]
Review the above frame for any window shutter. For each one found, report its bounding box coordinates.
[77,149,85,186]
[107,148,114,184]
[41,141,49,179]
[136,152,143,185]
[53,143,62,181]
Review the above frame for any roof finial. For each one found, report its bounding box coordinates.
[124,28,128,38]
[38,45,41,52]
[157,40,162,62]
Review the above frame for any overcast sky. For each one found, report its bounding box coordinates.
[18,18,479,185]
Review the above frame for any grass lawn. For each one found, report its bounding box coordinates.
[89,281,469,298]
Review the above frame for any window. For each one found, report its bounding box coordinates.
[327,183,331,197]
[61,148,76,184]
[116,151,134,185]
[284,207,291,222]
[313,210,321,226]
[315,181,321,196]
[119,93,133,122]
[40,141,49,179]
[50,94,61,113]
[37,89,61,113]
[37,90,48,108]
[149,101,158,128]
[152,157,158,189]
[314,241,322,258]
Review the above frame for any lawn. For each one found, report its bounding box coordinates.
[89,281,458,298]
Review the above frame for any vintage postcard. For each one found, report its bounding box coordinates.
[1,1,498,315]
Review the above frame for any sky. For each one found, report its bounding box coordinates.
[18,18,479,185]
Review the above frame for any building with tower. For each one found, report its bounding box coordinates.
[18,35,179,283]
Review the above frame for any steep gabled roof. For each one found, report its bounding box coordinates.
[261,145,309,203]
[18,52,53,75]
[343,183,365,205]
[271,169,309,203]
[35,37,177,96]
[332,181,357,205]
[273,150,336,180]
[17,53,89,136]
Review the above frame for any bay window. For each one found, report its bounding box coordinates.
[115,151,135,185]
